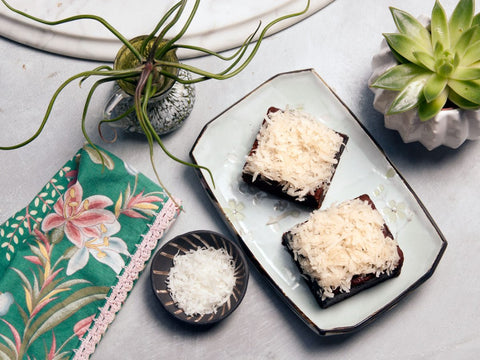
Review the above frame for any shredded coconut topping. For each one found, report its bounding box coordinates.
[288,198,400,299]
[244,108,344,200]
[167,247,236,316]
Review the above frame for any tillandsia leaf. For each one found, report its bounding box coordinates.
[451,64,480,80]
[140,0,184,54]
[173,21,261,63]
[449,0,475,46]
[389,7,432,50]
[423,73,448,103]
[383,33,432,66]
[81,75,136,170]
[431,0,450,50]
[418,88,449,121]
[155,0,196,60]
[79,65,114,86]
[448,87,480,108]
[158,0,311,84]
[0,69,138,150]
[0,0,142,61]
[413,50,436,71]
[141,71,215,186]
[453,25,480,56]
[448,79,480,104]
[169,25,258,82]
[460,39,480,65]
[387,74,430,114]
[371,63,429,90]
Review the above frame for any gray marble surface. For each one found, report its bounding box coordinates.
[0,0,478,359]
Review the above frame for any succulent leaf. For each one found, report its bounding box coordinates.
[413,51,436,71]
[424,74,448,102]
[453,25,480,56]
[448,87,480,108]
[473,12,480,26]
[384,33,432,66]
[371,63,429,90]
[373,0,480,121]
[434,41,445,59]
[388,46,411,65]
[389,7,432,49]
[460,40,480,65]
[451,65,480,80]
[418,89,449,120]
[435,50,457,76]
[448,79,480,104]
[449,0,474,46]
[431,0,450,50]
[387,74,430,114]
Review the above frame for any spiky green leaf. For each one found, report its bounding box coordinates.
[11,267,33,295]
[388,46,411,64]
[423,74,448,102]
[413,50,436,71]
[54,278,91,290]
[389,7,432,50]
[451,65,480,80]
[434,41,445,59]
[0,343,14,360]
[453,25,480,56]
[15,302,29,326]
[472,12,480,27]
[418,89,449,121]
[26,286,109,346]
[448,79,480,105]
[387,74,431,114]
[431,0,450,50]
[460,40,480,65]
[53,351,71,360]
[448,87,480,108]
[371,63,429,90]
[384,33,432,66]
[0,336,16,360]
[449,0,474,46]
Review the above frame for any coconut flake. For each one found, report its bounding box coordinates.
[167,246,236,316]
[288,198,400,300]
[243,108,344,200]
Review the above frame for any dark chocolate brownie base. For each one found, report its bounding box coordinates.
[282,194,404,309]
[242,107,348,210]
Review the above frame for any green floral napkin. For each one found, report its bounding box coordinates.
[0,145,181,359]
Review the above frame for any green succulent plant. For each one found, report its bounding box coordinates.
[371,0,480,121]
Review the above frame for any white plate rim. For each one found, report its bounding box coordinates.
[0,0,335,61]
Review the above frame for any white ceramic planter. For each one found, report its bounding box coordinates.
[369,40,480,150]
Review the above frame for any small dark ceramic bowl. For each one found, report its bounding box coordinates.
[150,230,249,325]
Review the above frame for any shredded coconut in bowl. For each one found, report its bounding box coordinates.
[166,246,236,316]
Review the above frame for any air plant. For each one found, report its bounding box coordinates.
[370,0,480,121]
[0,0,310,190]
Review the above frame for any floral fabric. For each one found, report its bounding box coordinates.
[0,145,181,359]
